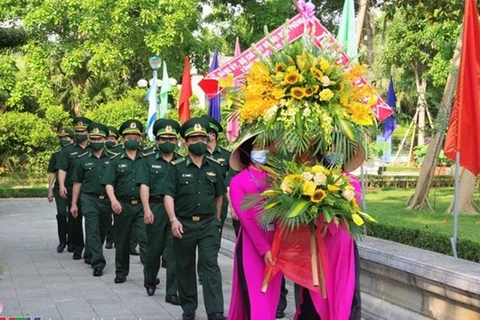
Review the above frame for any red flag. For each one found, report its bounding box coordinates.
[444,0,480,176]
[178,56,192,124]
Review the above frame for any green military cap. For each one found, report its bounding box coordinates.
[73,116,92,131]
[87,123,109,138]
[201,115,223,135]
[153,119,181,138]
[119,119,143,136]
[107,126,119,139]
[58,127,74,139]
[180,117,210,138]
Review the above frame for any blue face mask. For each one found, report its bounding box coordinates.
[323,152,344,167]
[251,150,269,165]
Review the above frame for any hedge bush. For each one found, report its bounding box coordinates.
[368,223,480,263]
[364,175,465,189]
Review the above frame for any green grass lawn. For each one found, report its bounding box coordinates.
[0,175,46,197]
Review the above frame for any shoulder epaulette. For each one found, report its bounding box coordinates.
[206,156,221,165]
[142,151,156,157]
[77,151,89,158]
[53,150,61,154]
[171,157,186,166]
[219,146,231,154]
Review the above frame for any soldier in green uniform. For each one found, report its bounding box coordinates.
[47,127,74,253]
[105,126,121,250]
[57,117,92,260]
[139,119,180,304]
[70,123,112,276]
[102,119,147,284]
[163,117,226,320]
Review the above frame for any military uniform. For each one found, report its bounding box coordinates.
[105,126,121,249]
[139,119,180,302]
[72,123,111,276]
[102,119,147,283]
[163,118,226,320]
[56,117,92,259]
[47,128,74,253]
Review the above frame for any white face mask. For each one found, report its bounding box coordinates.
[250,150,269,165]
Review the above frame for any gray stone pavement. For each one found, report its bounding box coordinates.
[0,198,297,320]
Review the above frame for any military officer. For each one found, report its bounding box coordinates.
[47,127,74,253]
[70,123,112,276]
[105,125,121,250]
[102,119,147,284]
[139,119,180,304]
[163,117,226,320]
[56,117,92,260]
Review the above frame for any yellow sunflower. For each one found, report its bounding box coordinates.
[304,85,319,97]
[310,66,323,81]
[275,62,287,73]
[284,69,301,84]
[311,189,327,203]
[291,87,306,100]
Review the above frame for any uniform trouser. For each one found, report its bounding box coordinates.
[174,216,224,315]
[130,227,138,250]
[54,193,69,245]
[113,202,147,277]
[67,191,84,255]
[106,214,115,244]
[144,202,178,295]
[81,194,111,270]
[164,227,177,295]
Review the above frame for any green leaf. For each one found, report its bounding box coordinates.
[286,199,311,218]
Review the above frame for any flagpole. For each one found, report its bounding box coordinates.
[451,152,460,258]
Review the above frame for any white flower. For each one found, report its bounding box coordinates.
[321,76,331,87]
[301,172,313,182]
[342,189,355,201]
[281,182,292,194]
[313,172,327,185]
[303,108,312,117]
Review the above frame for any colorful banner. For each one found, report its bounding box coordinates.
[198,14,394,121]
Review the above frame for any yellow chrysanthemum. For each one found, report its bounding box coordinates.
[302,181,316,196]
[347,102,374,126]
[327,184,340,192]
[272,87,287,99]
[319,89,334,101]
[291,87,306,100]
[311,189,327,203]
[284,70,301,84]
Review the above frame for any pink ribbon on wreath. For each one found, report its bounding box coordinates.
[296,0,316,25]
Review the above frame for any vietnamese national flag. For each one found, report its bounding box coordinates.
[178,56,192,124]
[444,0,480,176]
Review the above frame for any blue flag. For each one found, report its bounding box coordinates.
[208,49,221,123]
[382,78,397,140]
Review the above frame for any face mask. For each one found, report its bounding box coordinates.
[124,140,140,150]
[60,140,71,148]
[90,142,105,152]
[251,150,269,165]
[188,142,207,156]
[75,134,88,143]
[158,142,176,154]
[105,141,115,149]
[323,152,344,167]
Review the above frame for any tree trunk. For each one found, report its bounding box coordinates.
[356,0,368,50]
[446,168,478,214]
[413,64,428,147]
[406,29,463,211]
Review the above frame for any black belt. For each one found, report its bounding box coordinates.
[85,193,108,200]
[149,195,164,203]
[120,198,140,205]
[179,214,214,222]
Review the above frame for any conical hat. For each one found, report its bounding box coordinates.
[229,128,263,171]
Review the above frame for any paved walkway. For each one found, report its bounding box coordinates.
[0,198,296,320]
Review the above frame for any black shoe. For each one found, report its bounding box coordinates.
[73,252,82,260]
[165,294,181,306]
[105,240,114,249]
[276,310,285,319]
[129,248,140,256]
[207,313,226,320]
[67,244,74,252]
[84,257,91,265]
[93,268,103,277]
[156,278,160,285]
[114,275,126,283]
[144,283,156,296]
[182,311,195,320]
[57,243,66,253]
